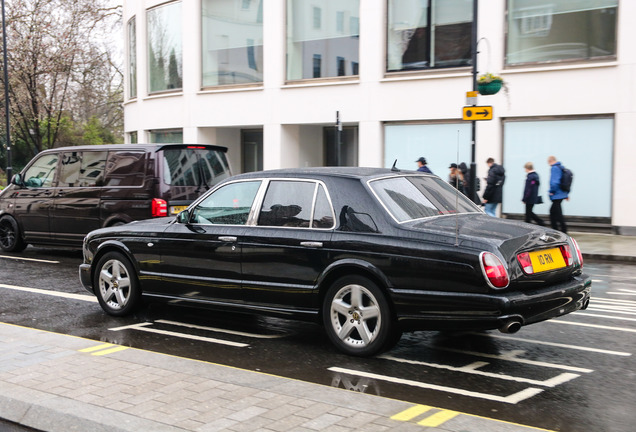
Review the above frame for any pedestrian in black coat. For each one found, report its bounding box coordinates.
[482,158,505,217]
[522,162,544,225]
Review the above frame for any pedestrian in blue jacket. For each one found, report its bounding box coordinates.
[547,155,568,233]
[522,162,544,225]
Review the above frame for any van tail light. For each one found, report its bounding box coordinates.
[152,198,168,217]
[517,252,534,274]
[571,238,584,268]
[480,252,509,289]
[559,244,574,266]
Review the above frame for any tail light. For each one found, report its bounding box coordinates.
[517,252,534,274]
[559,244,574,266]
[152,198,168,217]
[571,238,584,268]
[480,252,509,289]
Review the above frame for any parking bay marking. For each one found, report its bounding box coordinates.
[550,320,636,334]
[391,405,459,427]
[79,343,130,356]
[109,322,248,347]
[328,366,544,404]
[0,283,97,302]
[379,355,580,387]
[0,255,60,264]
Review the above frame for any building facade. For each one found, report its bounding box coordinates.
[123,0,635,234]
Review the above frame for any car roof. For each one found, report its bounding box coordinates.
[35,143,228,153]
[231,167,429,181]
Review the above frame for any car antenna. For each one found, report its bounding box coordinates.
[391,159,399,172]
[454,131,460,247]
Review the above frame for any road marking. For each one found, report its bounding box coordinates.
[433,347,593,373]
[0,255,60,264]
[0,283,97,302]
[607,291,636,296]
[79,343,129,356]
[391,404,432,421]
[584,311,636,321]
[154,319,287,339]
[551,320,636,333]
[418,409,459,427]
[109,322,248,347]
[467,332,631,356]
[379,355,580,387]
[329,366,544,404]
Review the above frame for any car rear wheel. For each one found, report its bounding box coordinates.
[323,276,393,357]
[0,216,27,252]
[94,252,141,316]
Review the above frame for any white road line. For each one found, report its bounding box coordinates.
[0,283,97,302]
[155,319,287,339]
[433,347,594,373]
[0,255,60,264]
[607,291,636,296]
[592,298,636,306]
[550,320,636,333]
[576,312,636,323]
[466,332,631,356]
[109,322,248,347]
[328,366,544,404]
[378,355,580,387]
[588,306,636,316]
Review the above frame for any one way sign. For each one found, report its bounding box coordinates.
[462,106,493,121]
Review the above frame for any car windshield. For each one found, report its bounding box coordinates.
[369,175,480,223]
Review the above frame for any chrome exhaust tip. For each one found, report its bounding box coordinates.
[499,320,522,334]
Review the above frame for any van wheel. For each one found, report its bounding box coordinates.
[94,252,141,316]
[322,276,393,357]
[0,216,27,252]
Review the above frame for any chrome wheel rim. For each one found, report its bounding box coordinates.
[329,284,381,348]
[0,222,15,249]
[98,259,131,310]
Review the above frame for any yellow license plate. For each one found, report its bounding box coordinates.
[529,248,566,273]
[170,205,188,215]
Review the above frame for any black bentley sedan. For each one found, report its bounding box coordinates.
[79,167,591,356]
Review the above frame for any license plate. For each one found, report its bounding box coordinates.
[170,205,188,215]
[528,248,566,273]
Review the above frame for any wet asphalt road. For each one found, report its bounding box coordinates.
[1,246,635,432]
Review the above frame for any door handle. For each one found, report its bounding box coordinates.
[300,241,323,248]
[218,236,237,242]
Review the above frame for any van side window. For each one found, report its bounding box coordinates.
[104,151,146,186]
[78,151,107,187]
[23,153,59,188]
[59,152,82,187]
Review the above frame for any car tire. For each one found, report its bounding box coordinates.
[322,275,394,357]
[0,216,27,252]
[94,252,141,316]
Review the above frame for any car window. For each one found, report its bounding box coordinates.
[313,184,335,229]
[23,153,58,188]
[370,175,479,223]
[104,151,146,186]
[257,181,316,228]
[58,152,82,187]
[162,148,230,186]
[191,181,261,225]
[78,151,107,187]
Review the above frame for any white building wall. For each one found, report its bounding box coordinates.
[123,0,636,233]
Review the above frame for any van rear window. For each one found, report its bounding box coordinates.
[104,151,146,186]
[162,148,230,187]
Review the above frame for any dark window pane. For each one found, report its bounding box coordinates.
[192,181,260,225]
[58,152,82,187]
[258,181,314,227]
[78,152,107,187]
[104,152,146,187]
[313,185,335,228]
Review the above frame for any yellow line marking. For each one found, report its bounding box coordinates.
[79,343,114,353]
[418,410,460,427]
[91,346,130,356]
[391,405,432,421]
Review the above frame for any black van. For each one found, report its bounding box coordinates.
[0,143,231,252]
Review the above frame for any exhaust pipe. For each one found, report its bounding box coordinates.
[499,320,522,334]
[582,298,590,310]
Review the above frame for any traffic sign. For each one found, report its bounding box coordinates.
[462,106,493,121]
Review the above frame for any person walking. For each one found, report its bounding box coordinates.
[522,162,544,225]
[547,155,568,233]
[459,162,481,204]
[448,163,464,191]
[415,157,433,174]
[482,157,505,217]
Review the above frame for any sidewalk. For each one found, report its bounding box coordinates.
[569,231,636,263]
[0,323,550,432]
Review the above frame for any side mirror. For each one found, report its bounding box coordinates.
[10,174,23,187]
[177,209,191,224]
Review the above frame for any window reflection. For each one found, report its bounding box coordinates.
[147,2,182,93]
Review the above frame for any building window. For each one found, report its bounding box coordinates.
[147,2,183,93]
[313,55,322,78]
[287,0,359,81]
[127,18,137,99]
[337,57,345,76]
[387,0,473,72]
[129,131,138,144]
[149,129,183,144]
[202,0,264,87]
[242,129,263,173]
[506,0,617,65]
[324,126,358,167]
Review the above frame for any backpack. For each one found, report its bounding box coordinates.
[560,166,573,192]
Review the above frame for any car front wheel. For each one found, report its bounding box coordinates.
[94,252,141,316]
[323,276,393,357]
[0,216,27,252]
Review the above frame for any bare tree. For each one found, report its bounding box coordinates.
[2,0,122,159]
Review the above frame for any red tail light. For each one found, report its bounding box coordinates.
[152,198,168,217]
[480,252,509,288]
[517,252,534,274]
[559,244,574,266]
[572,238,584,268]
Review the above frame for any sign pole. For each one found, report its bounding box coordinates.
[469,0,478,204]
[2,0,11,181]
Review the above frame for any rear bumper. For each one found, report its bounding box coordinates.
[392,274,592,331]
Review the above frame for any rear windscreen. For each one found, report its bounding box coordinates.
[162,148,231,187]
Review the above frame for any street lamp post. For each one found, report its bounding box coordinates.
[468,0,479,205]
[1,0,11,182]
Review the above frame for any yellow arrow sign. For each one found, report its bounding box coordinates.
[462,106,493,121]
